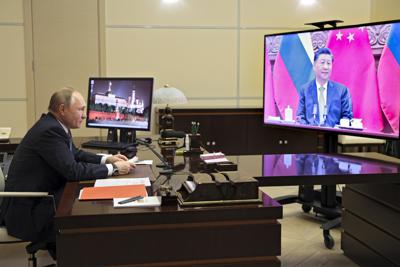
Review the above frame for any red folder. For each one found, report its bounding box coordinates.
[79,184,147,201]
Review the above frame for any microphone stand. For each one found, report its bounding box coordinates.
[321,105,328,126]
[135,139,175,196]
[312,104,318,125]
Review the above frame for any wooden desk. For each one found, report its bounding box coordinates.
[55,154,282,267]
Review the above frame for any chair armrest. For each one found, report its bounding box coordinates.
[0,192,48,197]
[0,192,56,213]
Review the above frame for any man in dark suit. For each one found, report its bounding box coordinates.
[296,47,353,127]
[0,87,135,258]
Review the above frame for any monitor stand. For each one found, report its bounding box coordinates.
[106,128,137,144]
[105,128,137,158]
[119,129,136,144]
[107,128,118,142]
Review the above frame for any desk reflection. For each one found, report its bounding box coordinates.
[263,153,399,177]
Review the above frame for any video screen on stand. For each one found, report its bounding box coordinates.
[263,20,400,139]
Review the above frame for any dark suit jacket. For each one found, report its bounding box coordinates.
[296,79,353,127]
[0,113,108,243]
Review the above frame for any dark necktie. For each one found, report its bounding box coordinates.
[68,130,73,151]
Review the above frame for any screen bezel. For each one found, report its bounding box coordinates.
[263,19,400,140]
[85,77,154,132]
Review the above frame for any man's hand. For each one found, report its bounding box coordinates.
[113,160,136,175]
[106,153,129,164]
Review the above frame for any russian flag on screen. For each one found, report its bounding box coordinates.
[273,33,314,117]
[378,23,400,135]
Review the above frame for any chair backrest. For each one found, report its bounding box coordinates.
[0,167,5,205]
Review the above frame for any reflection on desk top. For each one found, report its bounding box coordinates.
[262,153,399,177]
[252,152,400,186]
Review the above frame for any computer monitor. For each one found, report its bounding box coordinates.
[86,77,154,143]
[263,20,400,140]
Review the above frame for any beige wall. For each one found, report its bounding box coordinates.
[1,0,399,137]
[0,0,27,138]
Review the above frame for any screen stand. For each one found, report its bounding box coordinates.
[120,129,136,144]
[321,133,339,208]
[320,132,341,249]
[107,128,118,142]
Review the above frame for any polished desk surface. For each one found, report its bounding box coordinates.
[227,152,400,186]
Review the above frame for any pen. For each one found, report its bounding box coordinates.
[118,195,144,204]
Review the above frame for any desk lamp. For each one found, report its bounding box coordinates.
[153,84,187,131]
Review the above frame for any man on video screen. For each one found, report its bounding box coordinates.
[296,47,353,127]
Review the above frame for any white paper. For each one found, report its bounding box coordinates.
[113,196,162,208]
[200,152,225,160]
[94,177,151,187]
[128,156,139,164]
[203,158,229,164]
[135,160,153,165]
[128,156,152,165]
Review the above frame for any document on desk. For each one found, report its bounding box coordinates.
[79,184,147,200]
[200,152,229,164]
[113,196,162,208]
[128,157,153,165]
[94,177,151,187]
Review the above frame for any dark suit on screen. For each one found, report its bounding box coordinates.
[0,113,108,243]
[296,79,353,127]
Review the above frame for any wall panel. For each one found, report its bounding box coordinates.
[0,101,26,137]
[31,0,101,137]
[240,0,372,28]
[371,0,400,21]
[0,0,26,138]
[0,0,23,23]
[106,28,238,99]
[106,0,237,27]
[0,26,26,99]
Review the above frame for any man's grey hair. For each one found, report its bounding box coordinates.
[48,87,77,112]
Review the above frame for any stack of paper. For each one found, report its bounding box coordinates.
[94,177,151,187]
[128,156,153,165]
[200,152,229,164]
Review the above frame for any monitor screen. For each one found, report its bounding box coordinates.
[86,77,154,131]
[263,20,400,139]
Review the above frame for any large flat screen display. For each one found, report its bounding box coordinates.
[86,77,153,131]
[263,20,400,139]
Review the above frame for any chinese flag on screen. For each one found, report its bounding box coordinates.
[327,27,383,132]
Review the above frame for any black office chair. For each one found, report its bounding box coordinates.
[0,167,56,267]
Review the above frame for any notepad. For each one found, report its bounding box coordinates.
[200,152,229,163]
[94,177,151,187]
[79,184,147,201]
[113,196,162,208]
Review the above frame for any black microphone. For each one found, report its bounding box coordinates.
[160,130,186,139]
[322,105,328,125]
[312,104,318,125]
[135,138,173,174]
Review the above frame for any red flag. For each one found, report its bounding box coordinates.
[378,23,400,135]
[327,27,383,132]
